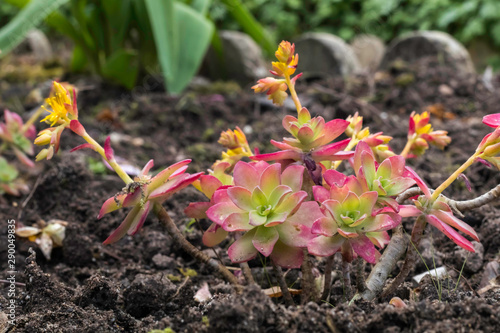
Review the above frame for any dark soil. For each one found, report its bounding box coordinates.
[1,57,500,332]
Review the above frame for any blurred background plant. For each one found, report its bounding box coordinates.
[0,0,274,93]
[211,0,500,69]
[1,0,500,92]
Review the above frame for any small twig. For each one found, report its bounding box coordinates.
[153,204,241,288]
[355,258,367,293]
[321,255,335,301]
[0,280,26,287]
[172,276,190,298]
[271,260,294,306]
[17,175,42,221]
[240,262,256,285]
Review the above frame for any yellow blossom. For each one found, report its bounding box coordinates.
[40,82,74,126]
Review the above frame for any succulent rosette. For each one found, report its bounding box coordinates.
[98,159,202,244]
[206,160,323,268]
[353,142,416,211]
[308,169,401,263]
[0,110,36,167]
[252,107,353,164]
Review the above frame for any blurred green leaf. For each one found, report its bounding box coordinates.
[101,49,139,90]
[146,0,214,94]
[220,0,275,55]
[0,0,69,57]
[0,157,18,183]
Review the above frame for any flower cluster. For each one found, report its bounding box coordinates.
[213,127,253,170]
[476,113,500,169]
[404,111,451,157]
[251,41,301,106]
[35,82,78,161]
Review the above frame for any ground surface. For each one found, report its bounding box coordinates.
[1,57,500,332]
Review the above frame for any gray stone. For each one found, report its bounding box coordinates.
[351,34,385,72]
[294,32,360,78]
[26,29,53,62]
[203,30,267,86]
[455,241,484,273]
[381,31,475,74]
[479,260,499,289]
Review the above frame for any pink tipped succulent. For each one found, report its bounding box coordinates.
[251,108,353,180]
[206,160,323,268]
[353,142,416,211]
[0,110,36,167]
[399,171,479,252]
[98,159,202,244]
[308,169,401,263]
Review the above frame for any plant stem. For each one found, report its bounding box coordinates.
[22,107,45,134]
[153,203,241,287]
[271,260,294,306]
[358,225,407,301]
[400,138,414,158]
[381,215,427,298]
[80,132,133,184]
[321,255,335,301]
[342,259,352,301]
[355,258,367,293]
[431,152,481,201]
[285,75,302,113]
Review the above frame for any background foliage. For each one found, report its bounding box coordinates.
[211,0,500,53]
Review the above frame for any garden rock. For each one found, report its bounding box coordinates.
[455,241,484,273]
[351,34,385,72]
[203,30,267,86]
[381,31,475,74]
[26,30,53,62]
[294,32,360,78]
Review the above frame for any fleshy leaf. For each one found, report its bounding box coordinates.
[223,212,252,231]
[307,234,345,257]
[233,161,259,190]
[128,201,151,235]
[252,226,279,256]
[227,229,258,263]
[202,223,228,247]
[103,204,142,244]
[269,240,304,268]
[281,164,304,192]
[426,214,475,252]
[104,136,114,161]
[350,234,380,263]
[227,186,254,211]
